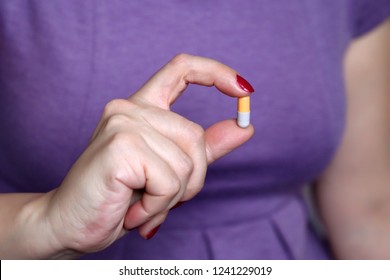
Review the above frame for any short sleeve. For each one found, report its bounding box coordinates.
[351,0,390,38]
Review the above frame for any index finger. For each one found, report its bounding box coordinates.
[130,53,254,110]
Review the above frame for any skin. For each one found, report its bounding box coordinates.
[0,54,254,259]
[316,19,390,259]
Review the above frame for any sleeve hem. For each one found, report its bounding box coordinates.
[353,4,390,38]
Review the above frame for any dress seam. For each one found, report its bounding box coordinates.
[201,231,215,260]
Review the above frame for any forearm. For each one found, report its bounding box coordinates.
[317,172,390,259]
[316,18,390,259]
[0,191,80,259]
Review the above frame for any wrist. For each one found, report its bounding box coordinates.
[17,191,81,259]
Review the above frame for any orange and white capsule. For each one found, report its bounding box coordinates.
[237,96,250,128]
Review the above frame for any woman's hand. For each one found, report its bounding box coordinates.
[43,54,254,255]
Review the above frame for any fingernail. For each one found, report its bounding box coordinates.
[146,225,160,240]
[236,74,255,93]
[172,201,185,209]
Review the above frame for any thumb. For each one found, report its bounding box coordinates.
[205,119,255,164]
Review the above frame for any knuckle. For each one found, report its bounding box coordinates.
[105,126,144,151]
[188,122,204,140]
[184,169,207,200]
[103,99,135,119]
[165,176,182,198]
[169,53,192,68]
[106,130,145,152]
[103,99,126,117]
[185,122,205,146]
[177,154,194,177]
[105,114,129,131]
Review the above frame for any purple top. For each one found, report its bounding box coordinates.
[1,0,389,259]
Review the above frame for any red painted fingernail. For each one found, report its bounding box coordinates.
[237,74,255,93]
[172,201,185,209]
[146,225,160,240]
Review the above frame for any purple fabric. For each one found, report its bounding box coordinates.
[0,0,389,259]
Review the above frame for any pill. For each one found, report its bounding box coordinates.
[237,96,250,128]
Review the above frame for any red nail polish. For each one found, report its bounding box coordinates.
[172,201,185,209]
[237,74,255,93]
[146,225,160,240]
